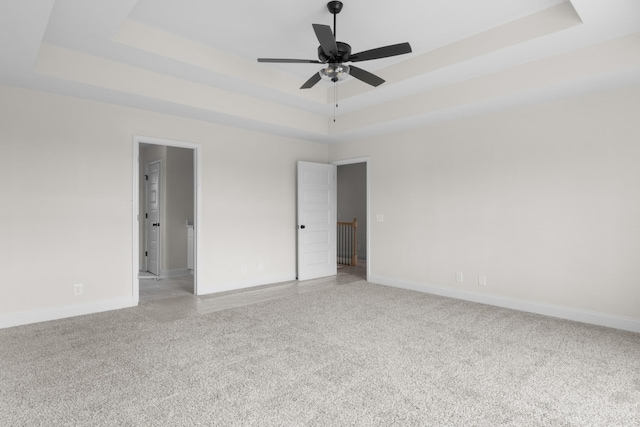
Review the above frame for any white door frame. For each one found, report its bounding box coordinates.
[333,157,370,281]
[132,135,203,304]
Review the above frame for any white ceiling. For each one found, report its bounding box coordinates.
[1,0,640,143]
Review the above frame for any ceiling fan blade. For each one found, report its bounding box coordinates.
[349,66,385,87]
[258,58,322,63]
[312,24,338,59]
[349,42,412,62]
[300,72,322,89]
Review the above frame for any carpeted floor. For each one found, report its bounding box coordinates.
[1,280,639,426]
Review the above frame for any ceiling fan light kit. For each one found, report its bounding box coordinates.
[320,63,350,82]
[257,1,412,90]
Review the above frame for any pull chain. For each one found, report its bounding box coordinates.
[333,81,339,122]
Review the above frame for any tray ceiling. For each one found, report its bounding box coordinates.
[1,0,639,143]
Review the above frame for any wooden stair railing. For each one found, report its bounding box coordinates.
[337,218,358,266]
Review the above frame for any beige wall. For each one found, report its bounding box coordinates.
[2,82,639,329]
[0,85,327,322]
[330,84,640,321]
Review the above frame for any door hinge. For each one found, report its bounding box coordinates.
[145,213,148,219]
[145,251,148,256]
[145,174,149,181]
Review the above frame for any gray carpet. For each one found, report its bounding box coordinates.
[1,281,639,426]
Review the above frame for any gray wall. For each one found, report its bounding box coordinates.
[165,146,194,272]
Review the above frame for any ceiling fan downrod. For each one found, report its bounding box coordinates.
[327,1,343,38]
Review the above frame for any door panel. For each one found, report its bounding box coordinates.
[145,161,161,276]
[297,161,337,281]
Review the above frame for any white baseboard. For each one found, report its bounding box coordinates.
[370,275,640,334]
[6,275,636,334]
[0,298,136,329]
[197,274,297,296]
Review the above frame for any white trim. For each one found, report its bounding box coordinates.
[0,298,136,329]
[132,141,139,304]
[133,135,203,303]
[160,268,191,278]
[197,274,297,296]
[332,157,371,166]
[333,157,371,281]
[370,275,640,334]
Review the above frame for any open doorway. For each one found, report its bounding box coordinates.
[336,158,369,281]
[132,136,201,303]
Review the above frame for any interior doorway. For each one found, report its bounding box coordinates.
[132,136,202,304]
[335,158,369,281]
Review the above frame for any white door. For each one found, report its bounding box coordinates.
[297,161,337,281]
[145,161,161,276]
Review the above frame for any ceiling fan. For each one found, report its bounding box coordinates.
[257,1,412,89]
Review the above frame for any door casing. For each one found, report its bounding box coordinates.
[132,135,202,304]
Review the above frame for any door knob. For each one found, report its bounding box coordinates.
[153,222,159,227]
[300,225,306,229]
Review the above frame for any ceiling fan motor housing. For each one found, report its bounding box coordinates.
[318,42,351,63]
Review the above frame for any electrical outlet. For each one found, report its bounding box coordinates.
[478,275,487,286]
[74,283,83,296]
[456,272,464,283]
